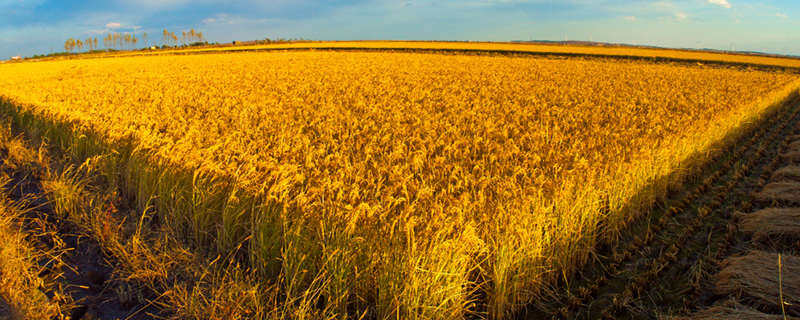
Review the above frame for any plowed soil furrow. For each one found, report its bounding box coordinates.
[521,96,800,319]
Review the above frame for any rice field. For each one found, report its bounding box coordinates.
[0,48,799,318]
[109,40,800,69]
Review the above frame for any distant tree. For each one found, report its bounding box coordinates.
[63,28,208,50]
[188,29,204,43]
[162,29,169,46]
[64,38,74,52]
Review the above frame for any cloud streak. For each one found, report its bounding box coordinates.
[708,0,731,9]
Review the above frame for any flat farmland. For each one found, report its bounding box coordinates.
[0,50,798,319]
[107,41,800,69]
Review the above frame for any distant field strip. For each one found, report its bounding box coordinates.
[0,51,798,318]
[121,41,800,69]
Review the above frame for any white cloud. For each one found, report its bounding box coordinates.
[623,16,637,22]
[87,21,140,35]
[674,12,688,21]
[202,14,235,25]
[708,0,731,9]
[200,13,282,29]
[776,13,788,19]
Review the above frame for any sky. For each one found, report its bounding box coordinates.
[1,0,799,58]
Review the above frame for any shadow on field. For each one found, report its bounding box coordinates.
[513,92,800,319]
[0,296,12,320]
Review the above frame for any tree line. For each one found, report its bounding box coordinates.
[64,28,205,53]
[161,28,204,46]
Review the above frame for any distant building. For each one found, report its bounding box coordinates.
[150,46,157,50]
[11,56,21,60]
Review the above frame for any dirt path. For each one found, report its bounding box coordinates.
[0,145,157,319]
[518,97,800,319]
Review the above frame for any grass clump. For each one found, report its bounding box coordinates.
[715,251,800,316]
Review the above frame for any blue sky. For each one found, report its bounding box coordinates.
[1,0,799,58]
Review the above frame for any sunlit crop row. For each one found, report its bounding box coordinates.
[0,51,797,318]
[112,40,800,69]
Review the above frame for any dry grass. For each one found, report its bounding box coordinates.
[738,208,800,244]
[787,140,800,152]
[715,251,800,316]
[0,125,73,320]
[0,183,65,319]
[771,166,800,182]
[0,117,320,319]
[673,300,795,320]
[754,181,800,204]
[2,121,335,319]
[781,151,800,163]
[31,138,273,319]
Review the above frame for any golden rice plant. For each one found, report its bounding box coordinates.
[125,40,800,69]
[0,50,798,318]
